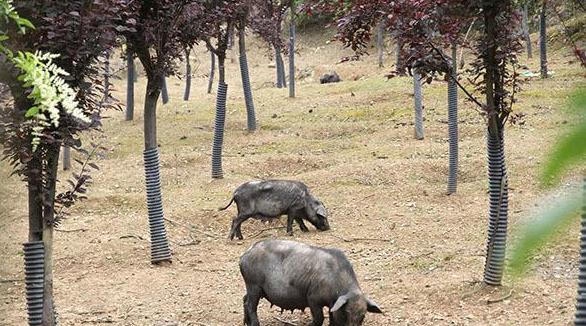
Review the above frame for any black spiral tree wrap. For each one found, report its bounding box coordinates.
[211,83,228,179]
[447,44,458,194]
[143,148,172,263]
[238,30,256,132]
[23,241,44,325]
[483,130,509,286]
[413,71,424,140]
[575,178,586,325]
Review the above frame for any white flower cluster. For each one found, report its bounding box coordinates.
[12,51,91,151]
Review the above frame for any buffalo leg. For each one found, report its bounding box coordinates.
[236,223,244,239]
[242,295,250,325]
[229,214,251,240]
[244,286,262,326]
[286,213,295,236]
[309,304,324,326]
[295,218,309,232]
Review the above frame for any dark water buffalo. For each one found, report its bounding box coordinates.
[319,71,341,84]
[240,240,383,325]
[220,180,329,240]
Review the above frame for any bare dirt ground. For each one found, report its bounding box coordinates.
[1,28,585,325]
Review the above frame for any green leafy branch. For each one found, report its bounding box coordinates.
[509,87,586,278]
[1,0,88,151]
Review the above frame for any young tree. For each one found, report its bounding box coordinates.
[250,0,292,88]
[329,0,522,286]
[237,23,257,131]
[126,47,135,121]
[447,44,459,194]
[202,0,242,178]
[207,51,216,94]
[540,0,549,78]
[1,1,132,323]
[413,70,424,140]
[62,146,71,170]
[184,46,192,101]
[125,0,204,262]
[104,51,111,101]
[288,4,296,97]
[522,3,533,58]
[161,76,170,104]
[204,0,281,176]
[395,37,407,75]
[376,18,385,68]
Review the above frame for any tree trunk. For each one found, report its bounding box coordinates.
[377,19,385,68]
[41,144,60,326]
[482,2,510,286]
[62,145,71,171]
[238,28,256,132]
[207,52,215,94]
[483,127,509,286]
[104,51,110,101]
[575,178,586,324]
[279,49,286,88]
[413,71,424,140]
[27,156,43,242]
[275,45,284,88]
[522,4,533,59]
[144,78,160,151]
[540,1,548,78]
[228,27,236,64]
[184,48,191,101]
[143,76,172,263]
[126,50,134,121]
[447,44,459,194]
[211,54,228,179]
[396,37,406,76]
[288,12,296,98]
[161,76,169,104]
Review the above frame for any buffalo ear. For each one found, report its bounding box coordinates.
[330,294,349,312]
[316,205,327,218]
[366,298,383,314]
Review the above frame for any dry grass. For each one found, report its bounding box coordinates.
[1,29,585,325]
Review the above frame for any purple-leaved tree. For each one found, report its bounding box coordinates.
[0,1,134,323]
[309,0,523,286]
[125,0,205,263]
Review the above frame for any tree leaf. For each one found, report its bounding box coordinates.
[540,89,586,186]
[25,106,39,117]
[17,17,35,30]
[508,188,583,278]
